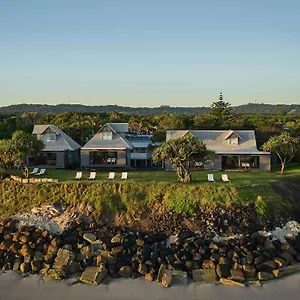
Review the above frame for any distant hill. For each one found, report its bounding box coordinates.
[0,103,299,115]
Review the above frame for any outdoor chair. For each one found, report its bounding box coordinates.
[29,168,39,175]
[88,172,96,180]
[74,172,82,180]
[121,172,128,180]
[221,174,230,183]
[108,172,115,180]
[35,169,46,176]
[208,174,215,182]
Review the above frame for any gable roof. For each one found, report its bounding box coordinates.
[167,130,269,155]
[106,123,129,133]
[33,125,81,151]
[81,131,133,150]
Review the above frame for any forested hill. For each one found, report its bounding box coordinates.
[0,103,299,115]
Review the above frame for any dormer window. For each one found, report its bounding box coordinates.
[46,133,56,142]
[102,131,112,140]
[229,137,238,145]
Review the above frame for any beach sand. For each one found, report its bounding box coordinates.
[0,270,299,300]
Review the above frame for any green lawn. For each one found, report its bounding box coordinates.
[10,163,300,187]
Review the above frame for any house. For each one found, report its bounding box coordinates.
[32,125,81,169]
[166,129,271,171]
[81,123,156,169]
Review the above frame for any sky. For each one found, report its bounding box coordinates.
[0,0,299,107]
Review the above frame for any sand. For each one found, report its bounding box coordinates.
[1,271,300,300]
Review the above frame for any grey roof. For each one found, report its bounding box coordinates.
[166,130,269,155]
[107,123,129,133]
[82,132,133,150]
[33,125,81,151]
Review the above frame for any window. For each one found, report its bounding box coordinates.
[102,131,112,140]
[133,147,147,153]
[229,137,238,145]
[89,151,117,164]
[45,133,56,142]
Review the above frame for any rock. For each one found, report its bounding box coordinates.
[264,240,275,251]
[242,264,256,278]
[13,259,21,272]
[246,280,262,287]
[273,264,300,278]
[161,270,172,288]
[118,266,132,278]
[80,245,94,259]
[219,278,246,287]
[202,259,215,269]
[230,269,244,282]
[273,257,288,268]
[279,252,294,264]
[83,233,97,243]
[46,245,58,256]
[80,265,108,285]
[193,269,217,283]
[49,248,75,279]
[171,270,188,285]
[20,261,31,273]
[257,261,277,272]
[216,264,230,278]
[138,263,148,275]
[258,272,274,281]
[136,239,145,246]
[145,273,155,281]
[31,260,42,273]
[20,245,33,258]
[157,264,167,283]
[111,234,123,244]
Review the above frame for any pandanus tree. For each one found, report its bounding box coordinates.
[152,133,217,183]
[262,132,300,175]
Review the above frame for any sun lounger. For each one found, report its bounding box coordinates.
[29,168,39,175]
[74,172,82,180]
[221,174,230,182]
[108,172,115,180]
[208,174,215,182]
[121,172,128,180]
[35,169,46,176]
[88,172,96,180]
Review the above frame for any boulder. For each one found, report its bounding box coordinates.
[202,259,215,269]
[157,264,167,283]
[273,257,288,268]
[145,273,155,281]
[242,264,256,278]
[171,270,188,285]
[111,234,123,244]
[273,264,300,278]
[161,270,172,288]
[118,266,132,278]
[193,269,217,283]
[219,278,246,287]
[258,272,274,281]
[230,269,244,282]
[216,264,230,278]
[80,265,108,285]
[83,233,97,243]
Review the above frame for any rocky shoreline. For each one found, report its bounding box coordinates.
[1,204,300,287]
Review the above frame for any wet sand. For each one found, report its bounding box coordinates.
[0,270,299,300]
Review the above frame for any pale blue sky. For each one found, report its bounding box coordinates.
[0,0,299,107]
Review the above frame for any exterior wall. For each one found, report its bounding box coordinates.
[259,155,271,171]
[204,155,222,170]
[80,150,127,168]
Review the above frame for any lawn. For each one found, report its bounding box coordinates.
[10,163,300,187]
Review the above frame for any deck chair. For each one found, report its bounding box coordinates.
[221,174,230,183]
[74,172,82,180]
[35,169,46,176]
[29,168,39,175]
[121,172,128,180]
[88,172,96,180]
[108,172,115,180]
[208,174,215,182]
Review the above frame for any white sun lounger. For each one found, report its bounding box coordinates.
[35,169,46,176]
[208,174,215,182]
[221,174,230,182]
[29,168,39,175]
[121,172,128,180]
[108,172,115,180]
[74,172,82,180]
[88,172,96,180]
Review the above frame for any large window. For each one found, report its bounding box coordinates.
[102,131,112,140]
[89,151,117,164]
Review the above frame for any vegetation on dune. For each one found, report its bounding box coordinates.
[0,179,293,219]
